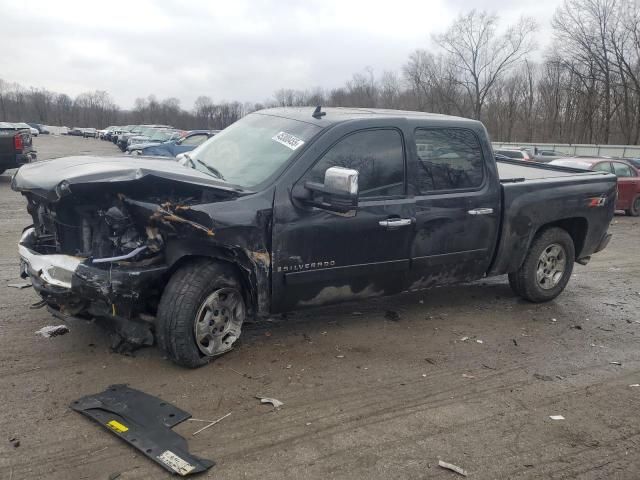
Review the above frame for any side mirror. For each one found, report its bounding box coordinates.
[293,166,359,216]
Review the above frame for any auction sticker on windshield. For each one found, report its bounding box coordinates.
[272,131,305,150]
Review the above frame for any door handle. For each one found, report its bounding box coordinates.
[379,218,413,229]
[468,208,494,215]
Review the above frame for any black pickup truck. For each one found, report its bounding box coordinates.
[12,107,616,367]
[0,122,35,174]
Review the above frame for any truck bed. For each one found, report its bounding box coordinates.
[489,157,617,277]
[497,158,599,181]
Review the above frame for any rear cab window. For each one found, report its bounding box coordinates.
[414,128,485,193]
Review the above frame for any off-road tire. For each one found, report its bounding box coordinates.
[508,227,575,303]
[156,260,245,368]
[626,196,640,216]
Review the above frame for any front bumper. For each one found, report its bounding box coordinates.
[19,228,168,314]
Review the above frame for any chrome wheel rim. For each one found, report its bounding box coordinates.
[536,243,567,290]
[194,288,244,356]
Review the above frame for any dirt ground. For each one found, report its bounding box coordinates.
[1,135,639,480]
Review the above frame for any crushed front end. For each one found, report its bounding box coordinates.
[12,157,248,351]
[18,189,178,349]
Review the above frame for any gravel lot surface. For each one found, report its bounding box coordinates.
[1,135,639,479]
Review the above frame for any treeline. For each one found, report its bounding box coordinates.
[2,0,640,144]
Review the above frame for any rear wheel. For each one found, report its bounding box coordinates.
[508,227,575,303]
[626,196,640,216]
[156,260,245,368]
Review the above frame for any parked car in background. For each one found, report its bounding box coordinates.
[0,122,36,174]
[103,126,119,141]
[13,123,38,137]
[135,130,217,157]
[27,123,49,135]
[534,149,568,162]
[68,127,85,136]
[112,125,135,144]
[126,129,183,153]
[117,124,173,151]
[550,157,640,216]
[126,126,179,149]
[83,128,97,138]
[495,148,533,161]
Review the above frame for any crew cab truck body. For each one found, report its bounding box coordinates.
[0,122,35,174]
[12,108,616,367]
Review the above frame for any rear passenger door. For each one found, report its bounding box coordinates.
[407,127,501,289]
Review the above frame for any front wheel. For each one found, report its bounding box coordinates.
[156,260,246,368]
[626,196,640,216]
[508,227,575,303]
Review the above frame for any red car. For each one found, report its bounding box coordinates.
[550,157,640,216]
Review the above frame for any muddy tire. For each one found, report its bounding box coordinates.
[626,196,640,216]
[156,260,245,368]
[508,227,575,303]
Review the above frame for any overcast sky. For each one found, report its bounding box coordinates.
[0,0,563,110]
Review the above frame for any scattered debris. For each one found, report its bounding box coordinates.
[597,326,614,332]
[264,331,272,337]
[460,336,469,342]
[570,325,582,330]
[549,415,565,420]
[256,396,284,409]
[551,318,557,323]
[534,373,553,381]
[285,364,292,369]
[462,373,475,379]
[9,437,19,448]
[35,325,69,338]
[305,422,312,426]
[629,384,640,387]
[482,364,497,370]
[7,281,31,289]
[336,355,345,359]
[424,358,437,365]
[384,310,400,321]
[352,311,363,316]
[228,368,265,380]
[191,412,232,437]
[438,459,468,477]
[476,339,484,344]
[422,374,427,377]
[610,361,622,366]
[71,385,214,476]
[512,339,518,346]
[108,473,121,480]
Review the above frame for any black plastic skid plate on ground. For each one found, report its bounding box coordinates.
[71,384,214,476]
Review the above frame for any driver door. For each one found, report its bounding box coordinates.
[271,126,415,312]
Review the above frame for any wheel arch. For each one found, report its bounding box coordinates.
[162,240,271,319]
[533,217,588,259]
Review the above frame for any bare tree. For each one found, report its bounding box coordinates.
[434,10,537,120]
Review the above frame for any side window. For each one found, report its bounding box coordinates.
[415,128,484,192]
[307,129,405,198]
[182,134,208,146]
[612,162,634,177]
[593,162,612,173]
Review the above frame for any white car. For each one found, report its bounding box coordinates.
[14,123,38,137]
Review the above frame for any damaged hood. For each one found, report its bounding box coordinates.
[12,155,240,200]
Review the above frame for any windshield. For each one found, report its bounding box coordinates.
[189,113,321,188]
